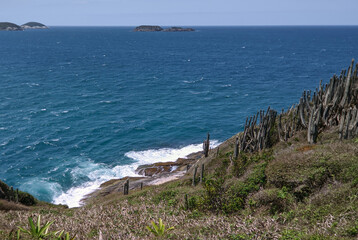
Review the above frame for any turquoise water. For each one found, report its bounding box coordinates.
[1,26,358,207]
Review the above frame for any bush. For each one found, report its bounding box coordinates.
[250,187,294,214]
[18,191,37,206]
[152,190,178,204]
[202,177,225,211]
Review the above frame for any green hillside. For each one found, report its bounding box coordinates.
[0,22,22,31]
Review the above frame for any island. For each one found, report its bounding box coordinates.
[134,25,163,32]
[163,27,195,32]
[21,22,48,29]
[134,25,195,32]
[0,22,23,31]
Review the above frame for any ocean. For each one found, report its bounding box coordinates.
[1,26,357,207]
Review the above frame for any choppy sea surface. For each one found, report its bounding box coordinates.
[1,26,358,207]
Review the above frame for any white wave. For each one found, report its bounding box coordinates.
[53,161,139,208]
[54,181,101,208]
[53,140,220,208]
[125,140,220,165]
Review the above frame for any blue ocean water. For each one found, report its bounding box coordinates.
[1,26,358,207]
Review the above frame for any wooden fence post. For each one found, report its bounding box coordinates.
[200,164,204,183]
[123,179,129,195]
[185,194,189,210]
[192,166,198,186]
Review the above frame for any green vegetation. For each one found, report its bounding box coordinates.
[0,127,357,239]
[15,215,73,240]
[146,218,174,238]
[0,22,22,31]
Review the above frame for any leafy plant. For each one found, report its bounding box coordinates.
[15,215,73,240]
[17,215,56,239]
[55,231,76,240]
[146,218,174,238]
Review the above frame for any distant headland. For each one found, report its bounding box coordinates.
[134,25,195,32]
[21,22,48,29]
[0,22,48,31]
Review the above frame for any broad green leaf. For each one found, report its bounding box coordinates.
[37,215,41,233]
[28,217,36,235]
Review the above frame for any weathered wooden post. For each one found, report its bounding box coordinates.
[203,133,210,157]
[140,182,143,190]
[123,179,129,195]
[200,164,204,183]
[192,166,198,186]
[185,194,189,210]
[234,137,239,159]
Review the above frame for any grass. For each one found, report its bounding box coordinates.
[0,127,358,239]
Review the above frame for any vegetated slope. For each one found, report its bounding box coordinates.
[0,61,358,239]
[0,22,22,31]
[21,22,48,29]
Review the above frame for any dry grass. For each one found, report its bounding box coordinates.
[1,128,358,239]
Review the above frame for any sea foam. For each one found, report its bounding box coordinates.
[53,140,219,208]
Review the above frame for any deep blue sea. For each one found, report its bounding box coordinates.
[1,26,358,207]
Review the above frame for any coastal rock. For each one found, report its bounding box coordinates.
[134,25,195,32]
[136,162,177,176]
[135,153,202,176]
[134,25,163,32]
[0,22,23,31]
[163,27,195,32]
[21,22,48,29]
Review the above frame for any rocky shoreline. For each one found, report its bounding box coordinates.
[82,150,204,204]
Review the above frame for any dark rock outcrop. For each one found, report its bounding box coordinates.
[134,25,163,32]
[135,151,203,176]
[134,25,195,32]
[0,22,23,31]
[163,27,195,32]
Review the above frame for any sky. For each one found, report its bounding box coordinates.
[1,0,358,26]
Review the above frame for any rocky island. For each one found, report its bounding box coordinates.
[134,25,195,32]
[163,27,195,32]
[21,22,48,29]
[134,25,163,32]
[0,22,48,31]
[0,22,23,31]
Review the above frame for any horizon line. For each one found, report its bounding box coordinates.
[46,24,358,27]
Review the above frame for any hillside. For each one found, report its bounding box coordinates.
[21,22,48,29]
[0,22,22,31]
[0,60,357,239]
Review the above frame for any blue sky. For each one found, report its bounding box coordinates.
[2,0,358,26]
